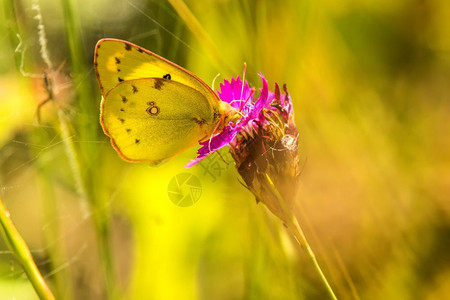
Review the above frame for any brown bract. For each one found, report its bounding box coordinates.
[229,84,300,223]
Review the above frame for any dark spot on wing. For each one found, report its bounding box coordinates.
[132,84,138,93]
[153,78,164,90]
[118,117,125,124]
[121,96,128,103]
[118,77,124,82]
[117,68,121,72]
[126,128,131,133]
[193,118,206,126]
[163,73,171,80]
[115,57,121,64]
[124,43,132,51]
[135,138,140,144]
[120,108,125,112]
[137,48,144,53]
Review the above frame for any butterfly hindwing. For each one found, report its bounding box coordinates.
[101,78,218,163]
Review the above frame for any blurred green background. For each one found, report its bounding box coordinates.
[1,0,449,299]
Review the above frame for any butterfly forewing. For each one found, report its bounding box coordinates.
[101,78,218,163]
[94,39,219,106]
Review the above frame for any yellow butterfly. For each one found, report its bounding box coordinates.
[94,38,238,165]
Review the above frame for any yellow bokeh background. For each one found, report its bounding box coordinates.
[1,0,449,299]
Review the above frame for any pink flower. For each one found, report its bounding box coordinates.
[186,74,294,169]
[187,72,299,223]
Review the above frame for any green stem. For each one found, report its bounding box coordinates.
[289,217,338,300]
[31,127,73,300]
[60,0,116,297]
[264,174,338,300]
[58,111,117,298]
[0,196,55,300]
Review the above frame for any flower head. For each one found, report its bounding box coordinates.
[185,75,271,167]
[188,74,300,221]
[186,74,300,220]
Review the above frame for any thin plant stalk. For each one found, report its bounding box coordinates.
[30,128,73,300]
[0,196,55,300]
[167,0,233,74]
[27,0,115,297]
[4,0,22,69]
[60,0,116,297]
[264,173,338,300]
[59,112,115,298]
[4,1,72,298]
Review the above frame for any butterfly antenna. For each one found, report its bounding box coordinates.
[240,62,247,107]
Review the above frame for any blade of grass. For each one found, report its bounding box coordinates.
[4,1,73,298]
[264,173,338,300]
[3,0,23,70]
[167,0,233,74]
[0,196,55,300]
[30,127,74,300]
[60,0,116,297]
